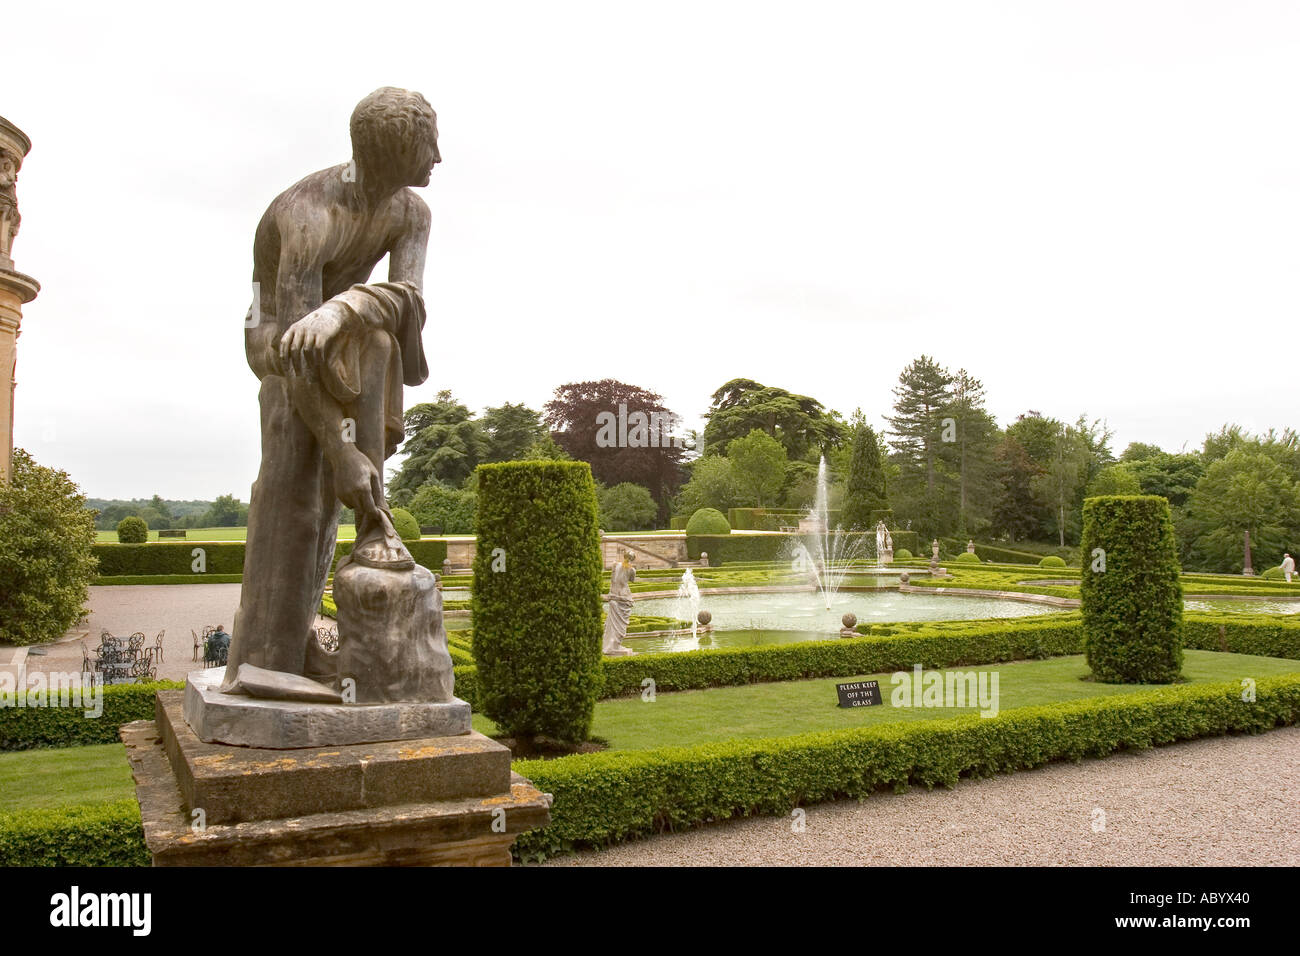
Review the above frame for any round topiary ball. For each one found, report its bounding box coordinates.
[893,548,912,561]
[685,508,731,536]
[390,508,421,541]
[116,515,148,544]
[1039,555,1067,568]
[697,610,712,626]
[954,552,980,563]
[842,613,857,629]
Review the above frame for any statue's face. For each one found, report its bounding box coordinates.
[405,119,440,188]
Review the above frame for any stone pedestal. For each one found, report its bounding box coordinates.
[184,667,471,748]
[123,691,550,866]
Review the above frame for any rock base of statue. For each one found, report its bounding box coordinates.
[123,691,551,866]
[184,668,472,748]
[333,556,454,703]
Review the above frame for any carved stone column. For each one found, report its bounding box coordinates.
[0,116,38,484]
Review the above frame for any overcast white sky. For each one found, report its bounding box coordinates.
[6,1,1298,500]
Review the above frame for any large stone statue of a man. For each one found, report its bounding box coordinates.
[224,88,441,692]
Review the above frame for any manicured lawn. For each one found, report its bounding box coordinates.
[473,649,1300,750]
[0,743,136,812]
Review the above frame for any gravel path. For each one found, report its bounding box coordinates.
[539,727,1300,866]
[24,584,331,682]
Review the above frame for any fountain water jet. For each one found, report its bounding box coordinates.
[797,456,872,608]
[673,567,702,640]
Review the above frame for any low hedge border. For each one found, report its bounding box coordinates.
[513,674,1300,861]
[93,539,450,580]
[0,681,184,751]
[0,800,149,866]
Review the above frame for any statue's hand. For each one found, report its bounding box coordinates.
[279,302,350,377]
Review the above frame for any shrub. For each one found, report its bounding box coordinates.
[954,552,980,564]
[685,508,731,535]
[472,461,604,745]
[0,681,184,750]
[1039,555,1067,568]
[1081,495,1184,683]
[115,516,148,544]
[894,548,913,560]
[0,800,149,866]
[409,481,477,534]
[598,482,658,532]
[514,675,1300,860]
[1262,566,1284,581]
[390,507,421,541]
[0,450,98,645]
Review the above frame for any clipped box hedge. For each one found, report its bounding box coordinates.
[0,800,149,867]
[472,461,604,744]
[0,681,184,751]
[1081,495,1184,683]
[92,539,448,580]
[514,674,1300,860]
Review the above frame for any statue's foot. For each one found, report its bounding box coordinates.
[351,522,415,571]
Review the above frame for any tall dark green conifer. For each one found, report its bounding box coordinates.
[842,410,888,530]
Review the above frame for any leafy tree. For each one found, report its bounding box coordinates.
[727,429,788,507]
[702,378,843,461]
[1120,441,1164,462]
[391,391,488,495]
[841,411,888,530]
[0,450,97,645]
[674,455,746,515]
[1085,464,1142,497]
[1186,449,1300,572]
[597,482,658,532]
[481,402,546,462]
[1033,421,1090,547]
[543,379,684,516]
[408,481,477,534]
[521,434,571,461]
[989,433,1040,543]
[201,494,248,527]
[1127,453,1203,509]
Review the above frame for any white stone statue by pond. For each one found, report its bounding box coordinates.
[875,520,893,564]
[602,549,637,656]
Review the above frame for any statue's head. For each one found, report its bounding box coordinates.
[350,87,440,188]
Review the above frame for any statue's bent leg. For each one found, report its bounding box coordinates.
[223,375,339,691]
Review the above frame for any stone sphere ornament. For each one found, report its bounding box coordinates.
[697,610,712,626]
[899,572,910,584]
[842,613,857,629]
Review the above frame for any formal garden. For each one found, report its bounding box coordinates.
[2,442,1299,864]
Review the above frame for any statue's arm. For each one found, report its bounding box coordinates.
[387,194,431,290]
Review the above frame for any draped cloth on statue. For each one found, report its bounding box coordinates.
[222,279,429,693]
[315,280,428,457]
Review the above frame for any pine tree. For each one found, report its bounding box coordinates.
[940,369,1000,535]
[841,410,888,530]
[886,356,955,538]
